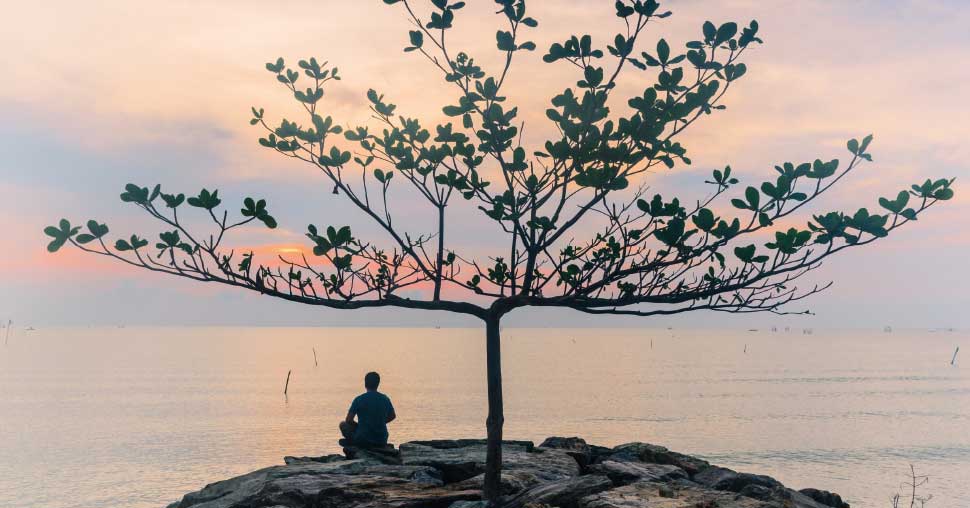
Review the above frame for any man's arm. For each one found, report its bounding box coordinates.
[386,407,396,424]
[346,398,358,425]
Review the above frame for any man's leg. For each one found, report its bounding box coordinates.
[338,421,357,447]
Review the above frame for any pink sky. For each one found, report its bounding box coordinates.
[2,0,967,327]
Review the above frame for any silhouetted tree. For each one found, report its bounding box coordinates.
[45,0,955,502]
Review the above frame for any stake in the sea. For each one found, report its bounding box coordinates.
[43,0,955,502]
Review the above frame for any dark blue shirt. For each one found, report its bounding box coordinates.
[349,391,394,446]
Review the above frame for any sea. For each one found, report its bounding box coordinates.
[0,326,967,508]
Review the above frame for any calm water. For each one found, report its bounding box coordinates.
[0,327,967,508]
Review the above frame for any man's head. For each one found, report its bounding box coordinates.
[364,371,381,391]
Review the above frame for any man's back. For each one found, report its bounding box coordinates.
[349,390,394,446]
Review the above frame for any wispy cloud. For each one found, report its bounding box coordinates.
[3,0,967,326]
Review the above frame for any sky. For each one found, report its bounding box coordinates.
[1,0,968,329]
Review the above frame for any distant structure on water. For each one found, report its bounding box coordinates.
[883,325,893,333]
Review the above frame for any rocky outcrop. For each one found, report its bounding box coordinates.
[587,461,688,486]
[167,437,850,508]
[799,488,850,508]
[693,466,783,492]
[608,442,710,476]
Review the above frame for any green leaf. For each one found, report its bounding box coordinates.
[43,219,80,253]
[692,208,715,231]
[161,193,185,208]
[934,187,954,200]
[714,22,738,45]
[745,186,760,210]
[265,57,284,73]
[580,66,604,88]
[657,39,670,64]
[654,218,686,246]
[734,244,756,263]
[615,1,635,18]
[847,138,859,154]
[85,220,109,240]
[120,184,150,204]
[878,190,909,213]
[187,189,221,210]
[497,30,516,52]
[408,30,423,49]
[702,21,717,43]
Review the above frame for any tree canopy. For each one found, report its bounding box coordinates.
[46,1,953,319]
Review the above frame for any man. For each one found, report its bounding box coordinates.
[339,371,396,448]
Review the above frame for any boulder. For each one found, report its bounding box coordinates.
[283,454,346,465]
[538,436,616,471]
[608,443,711,476]
[168,437,849,508]
[449,502,489,508]
[400,440,578,487]
[169,460,459,508]
[738,484,774,501]
[450,469,547,496]
[578,480,775,508]
[504,475,614,508]
[408,439,535,451]
[799,488,850,508]
[768,488,835,508]
[693,466,782,493]
[588,461,688,486]
[344,444,403,465]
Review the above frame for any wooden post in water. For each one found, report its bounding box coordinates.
[284,370,292,395]
[4,320,11,345]
[312,348,318,367]
[952,346,960,366]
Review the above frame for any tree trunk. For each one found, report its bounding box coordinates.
[483,314,504,504]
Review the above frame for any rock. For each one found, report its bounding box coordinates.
[504,475,614,508]
[693,466,782,493]
[408,439,536,451]
[170,460,460,508]
[344,444,403,465]
[450,469,544,496]
[799,488,850,508]
[538,437,617,472]
[169,437,849,508]
[608,443,711,476]
[400,440,578,487]
[578,480,775,508]
[539,436,593,468]
[738,483,774,501]
[449,502,489,508]
[283,454,346,465]
[769,488,835,508]
[588,461,687,486]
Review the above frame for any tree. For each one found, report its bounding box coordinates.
[45,0,954,503]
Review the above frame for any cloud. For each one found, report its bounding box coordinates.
[2,0,968,326]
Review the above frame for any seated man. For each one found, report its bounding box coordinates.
[339,371,396,449]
